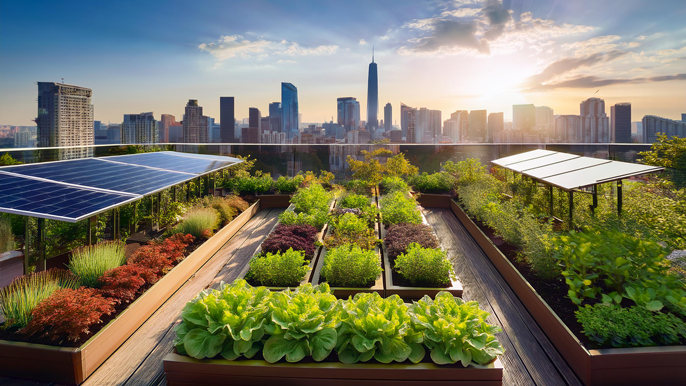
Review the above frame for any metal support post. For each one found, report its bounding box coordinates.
[37,218,46,272]
[568,191,574,229]
[548,185,554,218]
[186,182,191,202]
[132,201,138,234]
[591,185,598,215]
[23,217,30,275]
[617,180,623,216]
[173,185,177,202]
[156,191,162,230]
[88,215,97,245]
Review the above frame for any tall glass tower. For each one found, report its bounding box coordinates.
[366,47,378,131]
[281,82,299,139]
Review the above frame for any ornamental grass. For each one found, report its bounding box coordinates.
[67,241,126,288]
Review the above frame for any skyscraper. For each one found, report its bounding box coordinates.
[468,110,487,141]
[554,115,581,142]
[580,98,609,142]
[122,112,158,144]
[642,115,686,143]
[249,107,261,129]
[220,97,235,143]
[36,82,94,159]
[183,99,208,143]
[406,108,417,143]
[513,104,536,132]
[281,82,299,139]
[366,48,378,131]
[160,114,179,143]
[487,112,504,142]
[384,103,392,131]
[400,103,415,139]
[611,103,631,143]
[269,102,282,133]
[337,97,360,132]
[451,110,469,142]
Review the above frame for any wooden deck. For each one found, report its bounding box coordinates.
[1,207,582,386]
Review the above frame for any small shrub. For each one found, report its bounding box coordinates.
[384,223,439,259]
[380,176,410,194]
[212,199,237,226]
[68,241,126,288]
[246,248,309,287]
[408,172,456,193]
[275,175,305,193]
[379,191,422,226]
[339,194,369,210]
[0,217,14,253]
[0,269,79,328]
[394,244,455,287]
[21,288,116,343]
[128,233,193,284]
[224,195,250,213]
[325,213,378,250]
[261,225,316,258]
[98,264,148,304]
[278,210,329,230]
[346,179,374,195]
[321,244,381,288]
[228,172,274,195]
[290,183,333,215]
[159,201,187,228]
[272,224,318,240]
[174,208,219,239]
[576,304,686,348]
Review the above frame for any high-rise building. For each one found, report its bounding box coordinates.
[642,115,686,143]
[580,98,609,143]
[35,82,94,159]
[487,112,504,142]
[107,124,121,144]
[406,108,418,143]
[468,110,487,142]
[400,103,415,139]
[168,121,183,143]
[429,110,442,141]
[281,82,299,139]
[182,99,208,143]
[450,110,468,142]
[160,114,179,143]
[337,97,360,132]
[417,108,430,142]
[241,127,259,143]
[384,103,392,132]
[366,48,378,131]
[535,106,554,137]
[220,97,235,143]
[269,102,281,133]
[513,104,536,132]
[682,113,686,122]
[249,108,261,129]
[611,103,631,143]
[554,115,581,142]
[122,112,158,144]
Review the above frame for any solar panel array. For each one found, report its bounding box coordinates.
[491,150,663,191]
[0,151,241,222]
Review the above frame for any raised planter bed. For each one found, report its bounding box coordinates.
[0,201,261,385]
[450,199,686,386]
[255,193,292,208]
[163,353,503,386]
[413,192,453,208]
[0,250,23,288]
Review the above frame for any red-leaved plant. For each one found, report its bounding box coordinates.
[127,233,194,284]
[21,288,116,343]
[98,264,148,304]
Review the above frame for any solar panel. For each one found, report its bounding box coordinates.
[506,153,580,173]
[491,149,556,167]
[102,152,238,174]
[0,173,137,222]
[523,157,611,180]
[544,162,663,190]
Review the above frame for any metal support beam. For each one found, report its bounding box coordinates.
[111,209,117,240]
[132,201,138,234]
[87,215,97,245]
[156,191,162,230]
[617,180,623,216]
[23,217,30,275]
[548,185,554,218]
[568,191,574,229]
[37,218,46,272]
[204,175,210,196]
[186,181,191,202]
[591,185,598,215]
[173,185,177,202]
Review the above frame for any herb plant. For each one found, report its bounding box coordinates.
[321,244,382,288]
[384,223,439,259]
[380,176,410,194]
[67,241,126,288]
[275,175,305,194]
[227,172,274,195]
[408,172,456,194]
[278,210,329,230]
[339,194,369,210]
[246,248,309,287]
[395,244,455,287]
[325,213,379,250]
[380,191,422,226]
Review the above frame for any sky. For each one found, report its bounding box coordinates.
[1,0,685,126]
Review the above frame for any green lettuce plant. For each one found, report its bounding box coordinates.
[335,292,424,364]
[174,280,271,360]
[410,292,503,366]
[263,283,339,363]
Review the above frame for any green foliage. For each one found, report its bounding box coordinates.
[246,248,309,287]
[278,210,329,230]
[274,175,305,194]
[443,159,488,186]
[0,269,79,328]
[408,172,456,194]
[290,183,333,215]
[385,153,418,178]
[395,244,455,287]
[263,283,339,363]
[173,208,219,239]
[174,280,271,360]
[410,292,504,366]
[347,149,393,186]
[325,212,379,250]
[159,201,188,228]
[336,293,425,364]
[67,241,126,288]
[576,304,686,348]
[380,176,411,194]
[227,172,274,195]
[380,191,422,226]
[639,134,686,188]
[339,194,369,210]
[0,217,14,253]
[0,153,22,166]
[321,244,382,288]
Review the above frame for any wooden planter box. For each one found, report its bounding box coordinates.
[0,201,261,385]
[163,353,503,385]
[450,199,686,386]
[414,193,453,208]
[0,250,23,288]
[255,193,292,208]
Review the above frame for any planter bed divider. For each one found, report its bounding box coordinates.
[163,353,503,386]
[413,192,453,208]
[450,199,686,386]
[0,200,261,385]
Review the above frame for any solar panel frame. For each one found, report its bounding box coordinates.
[523,157,611,180]
[101,152,239,175]
[506,153,581,173]
[491,149,557,167]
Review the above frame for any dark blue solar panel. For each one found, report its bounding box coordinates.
[103,152,235,174]
[1,158,190,195]
[0,174,135,222]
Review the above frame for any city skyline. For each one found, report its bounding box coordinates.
[1,0,685,127]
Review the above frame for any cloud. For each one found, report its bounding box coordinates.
[406,19,490,54]
[524,50,628,90]
[198,35,338,62]
[531,73,686,90]
[359,39,367,45]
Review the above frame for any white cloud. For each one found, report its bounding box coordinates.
[359,39,367,45]
[198,35,338,62]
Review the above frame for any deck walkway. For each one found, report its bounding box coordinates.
[1,207,582,386]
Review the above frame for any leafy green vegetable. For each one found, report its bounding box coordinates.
[174,280,271,360]
[321,244,382,288]
[245,248,309,287]
[263,283,340,363]
[410,292,503,366]
[394,243,456,287]
[336,292,424,364]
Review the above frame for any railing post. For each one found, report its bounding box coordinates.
[591,185,598,215]
[548,184,553,218]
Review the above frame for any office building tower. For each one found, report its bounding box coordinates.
[220,97,235,143]
[468,110,487,142]
[94,121,102,133]
[207,117,220,142]
[682,114,686,122]
[160,114,180,143]
[168,121,183,143]
[248,108,261,129]
[513,104,536,132]
[417,108,430,142]
[260,117,270,136]
[182,99,208,143]
[383,103,392,132]
[35,82,94,159]
[580,98,609,143]
[107,124,121,144]
[281,82,299,139]
[487,112,504,142]
[554,115,581,142]
[429,110,442,141]
[535,106,554,127]
[449,110,468,142]
[642,115,686,143]
[400,103,415,139]
[269,102,281,133]
[122,112,158,144]
[366,48,378,131]
[610,103,631,143]
[406,109,418,143]
[242,127,259,143]
[337,97,361,132]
